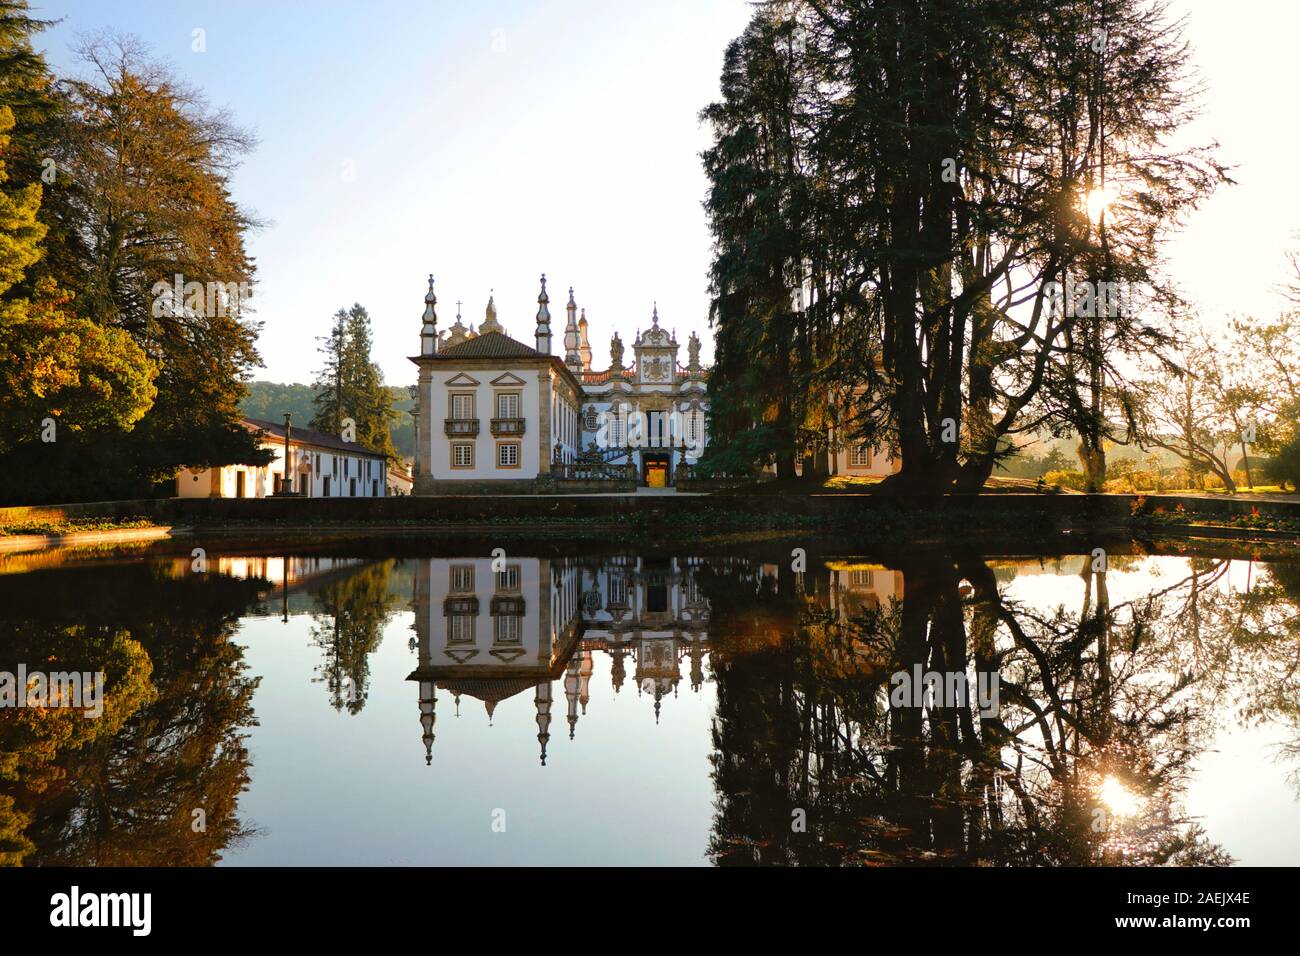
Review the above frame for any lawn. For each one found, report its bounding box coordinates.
[0,517,159,537]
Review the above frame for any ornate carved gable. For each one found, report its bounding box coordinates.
[632,305,679,386]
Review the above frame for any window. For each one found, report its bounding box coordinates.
[495,565,520,592]
[495,392,519,418]
[849,444,873,468]
[584,409,598,431]
[349,477,356,496]
[851,569,873,587]
[452,443,474,468]
[608,574,627,606]
[323,476,331,496]
[449,615,476,644]
[647,583,667,613]
[497,442,519,468]
[689,413,700,442]
[372,478,378,496]
[451,392,475,419]
[647,410,665,446]
[493,614,521,645]
[450,565,475,592]
[611,408,624,446]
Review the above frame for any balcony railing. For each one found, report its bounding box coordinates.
[490,596,526,616]
[490,417,526,437]
[444,418,480,437]
[443,596,479,616]
[558,460,637,481]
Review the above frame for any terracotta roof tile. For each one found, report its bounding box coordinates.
[434,331,544,360]
[242,417,387,458]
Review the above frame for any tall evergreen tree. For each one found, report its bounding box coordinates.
[311,308,349,436]
[311,303,398,460]
[345,306,398,460]
[0,1,61,206]
[699,13,819,479]
[700,0,1227,494]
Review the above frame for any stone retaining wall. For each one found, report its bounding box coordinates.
[0,492,1296,534]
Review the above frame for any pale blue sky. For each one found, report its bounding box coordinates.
[31,1,1300,386]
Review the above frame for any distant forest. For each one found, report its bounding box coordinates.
[242,382,415,459]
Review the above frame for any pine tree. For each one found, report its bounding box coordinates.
[311,308,349,435]
[310,304,397,460]
[700,0,1227,493]
[0,2,58,182]
[698,12,814,479]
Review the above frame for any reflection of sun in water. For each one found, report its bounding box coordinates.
[1084,184,1118,224]
[1100,774,1141,818]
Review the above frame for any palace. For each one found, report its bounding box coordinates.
[408,274,709,493]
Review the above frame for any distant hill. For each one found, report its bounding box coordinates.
[241,382,414,459]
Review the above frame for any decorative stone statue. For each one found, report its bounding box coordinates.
[610,332,624,369]
[688,331,701,369]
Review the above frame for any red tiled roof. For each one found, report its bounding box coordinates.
[242,417,387,458]
[433,331,545,360]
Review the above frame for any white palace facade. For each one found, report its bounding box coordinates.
[409,275,709,494]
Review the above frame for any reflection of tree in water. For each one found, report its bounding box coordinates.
[0,565,263,865]
[702,551,1300,866]
[309,560,402,714]
[1201,559,1300,794]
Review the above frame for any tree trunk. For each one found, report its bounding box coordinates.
[1078,438,1106,493]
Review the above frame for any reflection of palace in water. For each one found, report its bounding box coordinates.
[407,554,904,765]
[408,556,716,765]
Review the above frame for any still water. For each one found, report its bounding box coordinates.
[1,538,1297,866]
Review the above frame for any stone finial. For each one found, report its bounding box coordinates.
[563,285,581,370]
[535,274,553,354]
[480,291,503,335]
[578,307,592,372]
[420,274,438,356]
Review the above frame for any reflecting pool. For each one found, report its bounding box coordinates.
[1,539,1297,865]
